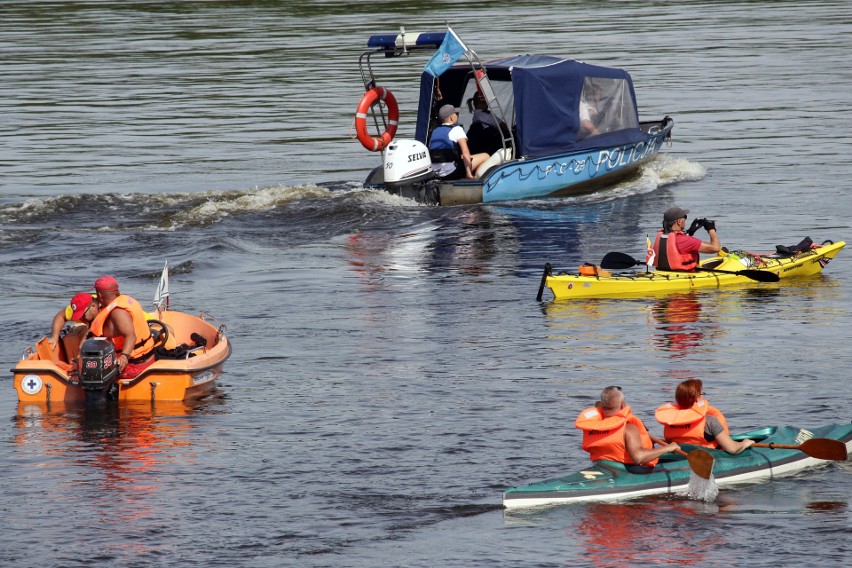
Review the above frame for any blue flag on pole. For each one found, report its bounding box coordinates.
[423,27,468,78]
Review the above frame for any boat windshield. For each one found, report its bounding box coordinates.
[457,78,514,132]
[579,77,639,139]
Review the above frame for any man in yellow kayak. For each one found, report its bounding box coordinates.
[652,207,721,271]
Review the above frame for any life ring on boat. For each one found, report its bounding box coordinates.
[355,87,399,152]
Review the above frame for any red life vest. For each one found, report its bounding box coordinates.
[653,230,698,271]
[89,295,154,361]
[654,399,730,448]
[575,405,659,467]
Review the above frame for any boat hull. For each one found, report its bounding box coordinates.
[12,310,231,404]
[503,423,852,510]
[369,118,674,206]
[478,119,672,204]
[545,240,845,300]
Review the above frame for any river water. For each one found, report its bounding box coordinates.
[2,1,851,566]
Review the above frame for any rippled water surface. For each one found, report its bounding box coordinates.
[2,1,851,566]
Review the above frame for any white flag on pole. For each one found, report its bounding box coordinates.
[154,260,170,310]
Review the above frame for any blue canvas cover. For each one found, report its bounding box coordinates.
[415,55,644,159]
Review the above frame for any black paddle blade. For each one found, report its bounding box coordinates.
[738,269,780,283]
[600,252,642,270]
[536,263,552,302]
[697,267,780,282]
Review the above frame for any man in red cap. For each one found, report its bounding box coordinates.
[89,276,156,377]
[49,292,100,354]
[94,275,119,292]
[48,277,120,351]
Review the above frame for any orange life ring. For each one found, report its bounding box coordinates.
[355,87,399,152]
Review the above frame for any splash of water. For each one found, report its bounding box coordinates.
[686,473,719,502]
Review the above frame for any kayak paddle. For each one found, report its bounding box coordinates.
[650,435,714,479]
[599,252,780,283]
[599,252,646,270]
[695,267,779,282]
[752,438,848,461]
[536,263,552,301]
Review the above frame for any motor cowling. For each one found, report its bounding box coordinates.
[79,337,119,398]
[382,139,434,187]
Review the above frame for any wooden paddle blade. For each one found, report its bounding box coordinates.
[600,252,641,270]
[753,439,848,461]
[801,438,848,461]
[739,269,780,283]
[686,449,714,479]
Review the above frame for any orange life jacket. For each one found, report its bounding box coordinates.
[653,230,698,271]
[575,405,658,467]
[654,399,730,448]
[89,295,154,361]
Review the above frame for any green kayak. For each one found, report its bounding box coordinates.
[503,423,852,510]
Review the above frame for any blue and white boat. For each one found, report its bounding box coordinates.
[354,29,674,205]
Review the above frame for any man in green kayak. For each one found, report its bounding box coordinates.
[575,386,680,469]
[652,207,721,271]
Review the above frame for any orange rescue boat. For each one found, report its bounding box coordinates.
[12,309,231,404]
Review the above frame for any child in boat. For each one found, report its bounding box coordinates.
[428,104,490,180]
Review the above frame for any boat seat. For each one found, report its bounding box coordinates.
[61,330,84,362]
[466,121,505,156]
[475,148,513,178]
[35,337,59,361]
[35,337,74,371]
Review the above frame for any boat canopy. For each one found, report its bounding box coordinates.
[415,55,645,159]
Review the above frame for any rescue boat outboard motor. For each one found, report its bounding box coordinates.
[383,137,436,182]
[79,337,120,402]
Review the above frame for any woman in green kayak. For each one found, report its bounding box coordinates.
[655,379,755,454]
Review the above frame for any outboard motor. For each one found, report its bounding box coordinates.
[382,139,434,189]
[79,337,120,402]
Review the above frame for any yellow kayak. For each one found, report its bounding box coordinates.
[540,240,845,300]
